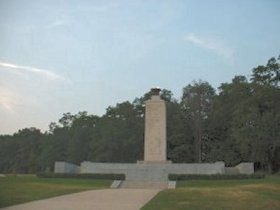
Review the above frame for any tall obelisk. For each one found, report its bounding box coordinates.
[144,87,167,162]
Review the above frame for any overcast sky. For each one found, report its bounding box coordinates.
[1,0,280,134]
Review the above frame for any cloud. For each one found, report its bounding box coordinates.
[0,100,13,113]
[47,4,114,29]
[0,61,66,81]
[0,87,17,113]
[185,33,234,61]
[77,5,109,12]
[49,19,69,27]
[47,16,73,29]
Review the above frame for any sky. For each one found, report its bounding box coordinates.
[0,0,280,134]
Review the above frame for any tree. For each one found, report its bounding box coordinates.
[251,56,280,87]
[92,101,144,162]
[12,128,43,173]
[66,112,98,164]
[167,100,194,162]
[58,112,74,128]
[0,135,17,173]
[181,81,216,162]
[206,76,252,166]
[1,56,280,173]
[231,83,280,172]
[206,59,280,172]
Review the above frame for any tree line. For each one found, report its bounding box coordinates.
[0,56,279,173]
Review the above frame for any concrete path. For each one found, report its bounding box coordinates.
[1,189,160,210]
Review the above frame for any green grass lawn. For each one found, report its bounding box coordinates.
[0,175,111,208]
[142,176,280,210]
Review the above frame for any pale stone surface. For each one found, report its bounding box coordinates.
[167,161,225,175]
[224,162,254,175]
[80,162,169,181]
[225,167,239,174]
[111,180,122,188]
[81,161,226,182]
[1,189,160,210]
[168,181,176,189]
[235,162,254,174]
[144,95,166,162]
[54,161,80,173]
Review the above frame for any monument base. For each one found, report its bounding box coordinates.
[76,161,231,182]
[55,161,254,184]
[137,160,172,164]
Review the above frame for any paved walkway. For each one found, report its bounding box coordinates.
[1,189,160,210]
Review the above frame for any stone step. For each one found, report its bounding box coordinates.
[168,181,176,189]
[110,180,122,188]
[120,181,169,189]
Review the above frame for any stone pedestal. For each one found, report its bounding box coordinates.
[144,94,167,162]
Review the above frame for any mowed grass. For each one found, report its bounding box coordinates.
[0,175,111,208]
[142,176,280,210]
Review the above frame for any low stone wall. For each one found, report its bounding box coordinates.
[224,162,254,175]
[80,161,225,181]
[55,161,254,179]
[167,161,225,175]
[225,167,239,175]
[80,162,164,181]
[54,161,80,173]
[235,162,254,174]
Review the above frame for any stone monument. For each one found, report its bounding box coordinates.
[55,87,254,188]
[144,87,167,162]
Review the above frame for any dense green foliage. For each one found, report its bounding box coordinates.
[142,176,280,210]
[0,176,111,208]
[0,56,279,173]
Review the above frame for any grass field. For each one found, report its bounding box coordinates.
[141,176,280,210]
[0,175,111,208]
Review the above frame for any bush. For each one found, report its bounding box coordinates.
[168,174,265,181]
[37,173,125,180]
